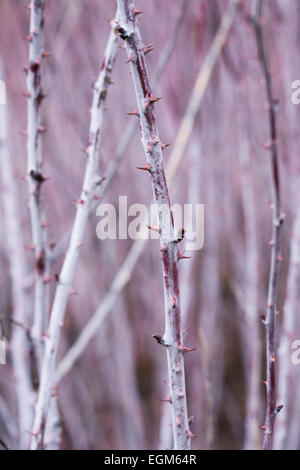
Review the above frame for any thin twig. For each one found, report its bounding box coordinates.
[29,19,119,450]
[251,0,284,450]
[116,0,191,450]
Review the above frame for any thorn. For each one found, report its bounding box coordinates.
[18,130,28,137]
[148,93,162,104]
[277,253,283,261]
[259,425,266,431]
[136,163,151,173]
[30,170,47,184]
[38,125,46,133]
[276,310,281,316]
[22,91,31,98]
[268,240,274,246]
[177,250,191,260]
[146,225,159,232]
[175,362,180,373]
[177,388,185,398]
[186,430,197,438]
[262,380,267,385]
[93,195,101,200]
[178,341,196,353]
[275,404,283,414]
[143,42,154,55]
[76,240,83,248]
[159,396,172,403]
[161,143,170,151]
[152,136,159,145]
[75,199,84,205]
[152,334,163,344]
[176,415,181,427]
[147,142,152,153]
[127,108,140,118]
[42,52,52,58]
[183,327,190,335]
[172,296,176,308]
[25,34,33,42]
[267,301,273,308]
[271,355,276,363]
[133,9,143,17]
[24,3,31,9]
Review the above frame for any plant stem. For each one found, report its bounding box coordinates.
[116,0,192,449]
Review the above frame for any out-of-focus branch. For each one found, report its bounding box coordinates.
[0,64,34,449]
[49,0,191,264]
[166,0,241,183]
[56,0,240,389]
[251,0,284,450]
[115,0,191,450]
[29,20,119,450]
[26,0,50,365]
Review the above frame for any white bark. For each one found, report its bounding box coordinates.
[30,21,119,450]
[0,65,34,449]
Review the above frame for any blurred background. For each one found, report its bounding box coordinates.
[0,0,300,450]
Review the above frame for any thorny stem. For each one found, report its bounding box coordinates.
[29,20,119,450]
[26,0,50,366]
[116,0,191,450]
[251,0,283,450]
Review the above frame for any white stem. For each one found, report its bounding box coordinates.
[29,21,119,450]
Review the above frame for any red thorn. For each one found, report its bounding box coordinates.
[76,240,83,248]
[186,430,197,438]
[178,341,196,353]
[133,9,143,17]
[161,143,170,151]
[277,253,283,261]
[262,380,267,385]
[259,425,266,431]
[38,125,46,133]
[177,250,191,260]
[127,108,140,118]
[146,225,159,232]
[147,141,152,153]
[136,164,151,173]
[152,136,159,145]
[177,388,185,398]
[42,52,52,58]
[172,296,176,307]
[268,240,274,246]
[160,396,172,403]
[148,93,162,104]
[93,195,101,200]
[22,91,31,98]
[152,334,163,344]
[271,355,276,363]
